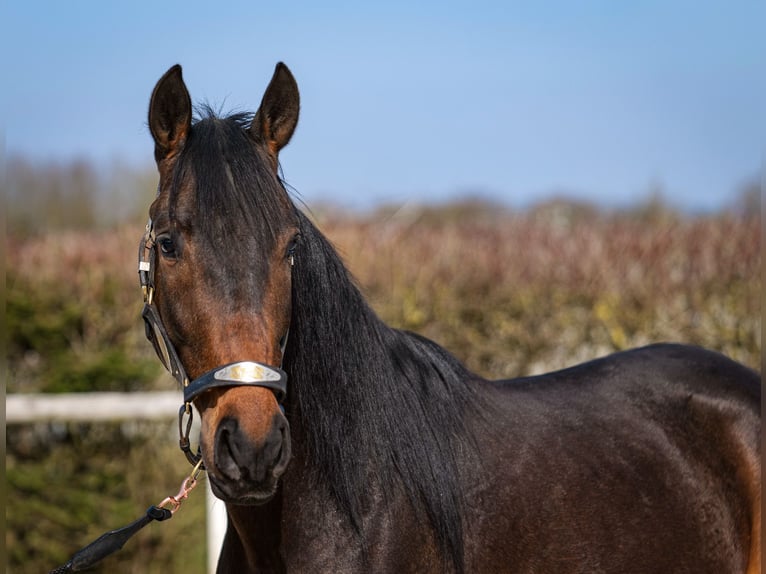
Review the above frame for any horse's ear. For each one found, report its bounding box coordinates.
[148,64,192,163]
[251,62,300,163]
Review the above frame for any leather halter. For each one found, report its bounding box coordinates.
[138,218,289,466]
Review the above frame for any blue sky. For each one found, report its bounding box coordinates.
[4,1,763,211]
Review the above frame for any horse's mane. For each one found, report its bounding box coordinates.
[286,211,484,572]
[171,106,287,240]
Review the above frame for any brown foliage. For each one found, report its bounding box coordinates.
[319,202,759,374]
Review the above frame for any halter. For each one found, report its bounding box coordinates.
[138,218,289,467]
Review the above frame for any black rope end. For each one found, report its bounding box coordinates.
[147,505,173,521]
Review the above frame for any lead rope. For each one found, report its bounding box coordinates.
[48,460,204,573]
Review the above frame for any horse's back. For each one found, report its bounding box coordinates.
[493,342,759,404]
[467,343,760,573]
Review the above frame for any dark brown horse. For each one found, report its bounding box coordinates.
[142,62,761,573]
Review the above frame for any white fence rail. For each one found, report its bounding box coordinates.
[6,391,181,422]
[6,392,226,574]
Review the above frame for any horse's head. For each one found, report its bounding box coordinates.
[144,63,300,504]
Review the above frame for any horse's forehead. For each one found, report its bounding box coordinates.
[150,123,296,244]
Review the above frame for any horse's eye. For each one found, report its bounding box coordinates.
[286,234,301,262]
[157,236,177,259]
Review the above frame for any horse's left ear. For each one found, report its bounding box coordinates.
[251,62,300,163]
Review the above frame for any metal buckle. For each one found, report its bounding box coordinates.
[178,404,203,467]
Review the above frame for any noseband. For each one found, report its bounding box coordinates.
[138,219,289,467]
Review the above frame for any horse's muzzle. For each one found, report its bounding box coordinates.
[208,412,291,504]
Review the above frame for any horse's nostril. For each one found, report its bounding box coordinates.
[214,417,245,481]
[272,416,292,477]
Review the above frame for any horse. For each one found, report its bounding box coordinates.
[141,62,761,573]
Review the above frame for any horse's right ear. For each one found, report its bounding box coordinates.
[148,64,192,163]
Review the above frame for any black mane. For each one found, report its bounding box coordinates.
[170,106,293,248]
[285,211,484,572]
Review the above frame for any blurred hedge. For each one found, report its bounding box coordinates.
[7,422,206,574]
[7,228,161,394]
[6,198,761,573]
[322,199,759,374]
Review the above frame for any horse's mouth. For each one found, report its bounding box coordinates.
[208,474,280,506]
[201,409,292,506]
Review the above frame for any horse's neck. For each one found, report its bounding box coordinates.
[222,497,284,572]
[283,212,388,509]
[286,212,387,398]
[281,212,478,572]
